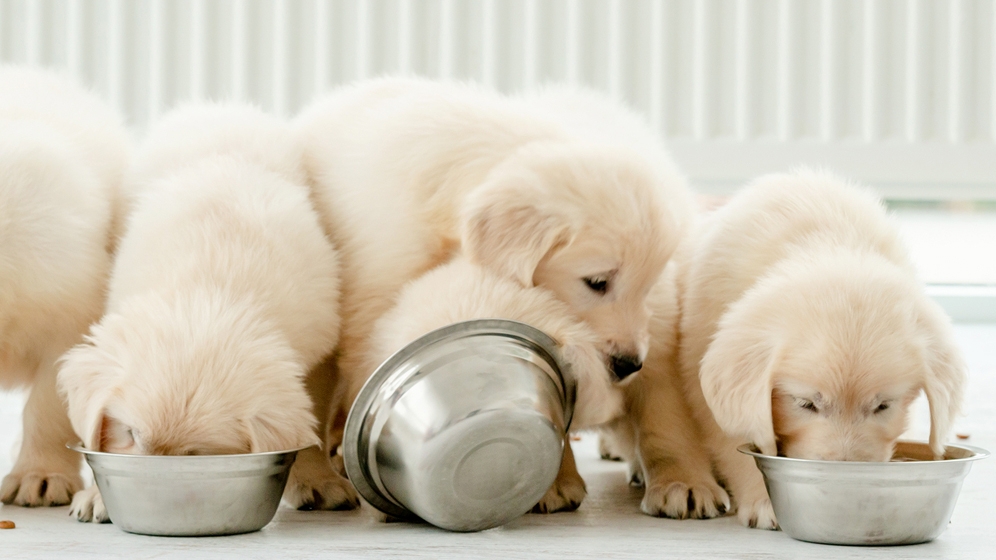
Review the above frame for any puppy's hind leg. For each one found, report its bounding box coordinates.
[532,435,586,513]
[597,418,629,462]
[282,356,359,511]
[1,359,83,507]
[598,418,643,486]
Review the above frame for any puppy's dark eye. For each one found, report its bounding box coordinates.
[799,400,819,413]
[583,277,608,294]
[874,402,891,414]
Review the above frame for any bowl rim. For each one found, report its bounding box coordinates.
[68,444,311,459]
[342,318,575,520]
[737,440,990,465]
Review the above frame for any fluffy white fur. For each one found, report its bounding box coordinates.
[0,66,129,507]
[676,169,965,529]
[58,103,357,522]
[366,257,619,513]
[294,78,694,511]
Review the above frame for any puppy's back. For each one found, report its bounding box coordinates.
[114,104,340,366]
[680,169,912,354]
[0,67,127,381]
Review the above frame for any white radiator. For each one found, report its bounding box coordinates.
[1,0,995,197]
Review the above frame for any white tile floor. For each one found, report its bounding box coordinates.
[1,324,994,559]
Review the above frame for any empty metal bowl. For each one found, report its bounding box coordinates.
[740,441,989,545]
[343,319,576,532]
[73,446,304,536]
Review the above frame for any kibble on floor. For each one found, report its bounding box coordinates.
[1,324,994,560]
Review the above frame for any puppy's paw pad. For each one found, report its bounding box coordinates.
[1,470,80,507]
[641,480,731,520]
[284,474,359,511]
[738,498,778,530]
[70,486,110,523]
[531,476,587,514]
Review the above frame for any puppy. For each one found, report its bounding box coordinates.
[365,256,621,511]
[0,66,129,507]
[676,169,965,529]
[59,104,357,522]
[295,78,694,512]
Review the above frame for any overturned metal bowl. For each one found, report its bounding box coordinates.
[739,441,988,545]
[344,319,576,532]
[73,446,304,536]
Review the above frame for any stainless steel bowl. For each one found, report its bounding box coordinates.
[740,441,989,545]
[73,446,304,536]
[344,319,576,532]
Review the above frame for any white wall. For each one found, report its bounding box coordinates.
[1,0,995,198]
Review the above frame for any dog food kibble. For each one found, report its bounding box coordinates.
[957,433,971,440]
[0,520,15,529]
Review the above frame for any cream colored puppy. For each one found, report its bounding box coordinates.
[0,66,129,507]
[677,169,965,529]
[296,78,693,512]
[59,104,356,522]
[365,256,620,511]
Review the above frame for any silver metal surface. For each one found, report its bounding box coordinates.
[73,446,304,537]
[344,319,576,532]
[740,441,989,546]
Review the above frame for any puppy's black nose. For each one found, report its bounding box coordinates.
[610,354,642,380]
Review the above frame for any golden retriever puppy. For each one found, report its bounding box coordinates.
[0,66,129,507]
[295,77,693,512]
[365,256,621,511]
[59,104,356,522]
[677,169,965,529]
[601,263,731,520]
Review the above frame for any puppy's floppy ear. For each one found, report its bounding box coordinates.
[57,327,125,451]
[699,311,782,456]
[916,298,966,459]
[461,173,573,287]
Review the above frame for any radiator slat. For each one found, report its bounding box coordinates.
[906,0,921,143]
[649,0,666,133]
[820,0,835,142]
[949,0,964,143]
[862,0,877,142]
[734,0,750,141]
[776,0,792,141]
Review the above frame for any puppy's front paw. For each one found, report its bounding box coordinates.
[284,470,359,511]
[532,472,586,513]
[737,497,778,530]
[641,479,730,520]
[0,468,81,507]
[70,486,110,523]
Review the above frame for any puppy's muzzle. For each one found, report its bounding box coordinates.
[609,354,642,381]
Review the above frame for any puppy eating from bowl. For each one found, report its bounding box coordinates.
[674,169,965,529]
[0,65,130,508]
[58,104,355,522]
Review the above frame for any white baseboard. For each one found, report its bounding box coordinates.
[927,285,996,324]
